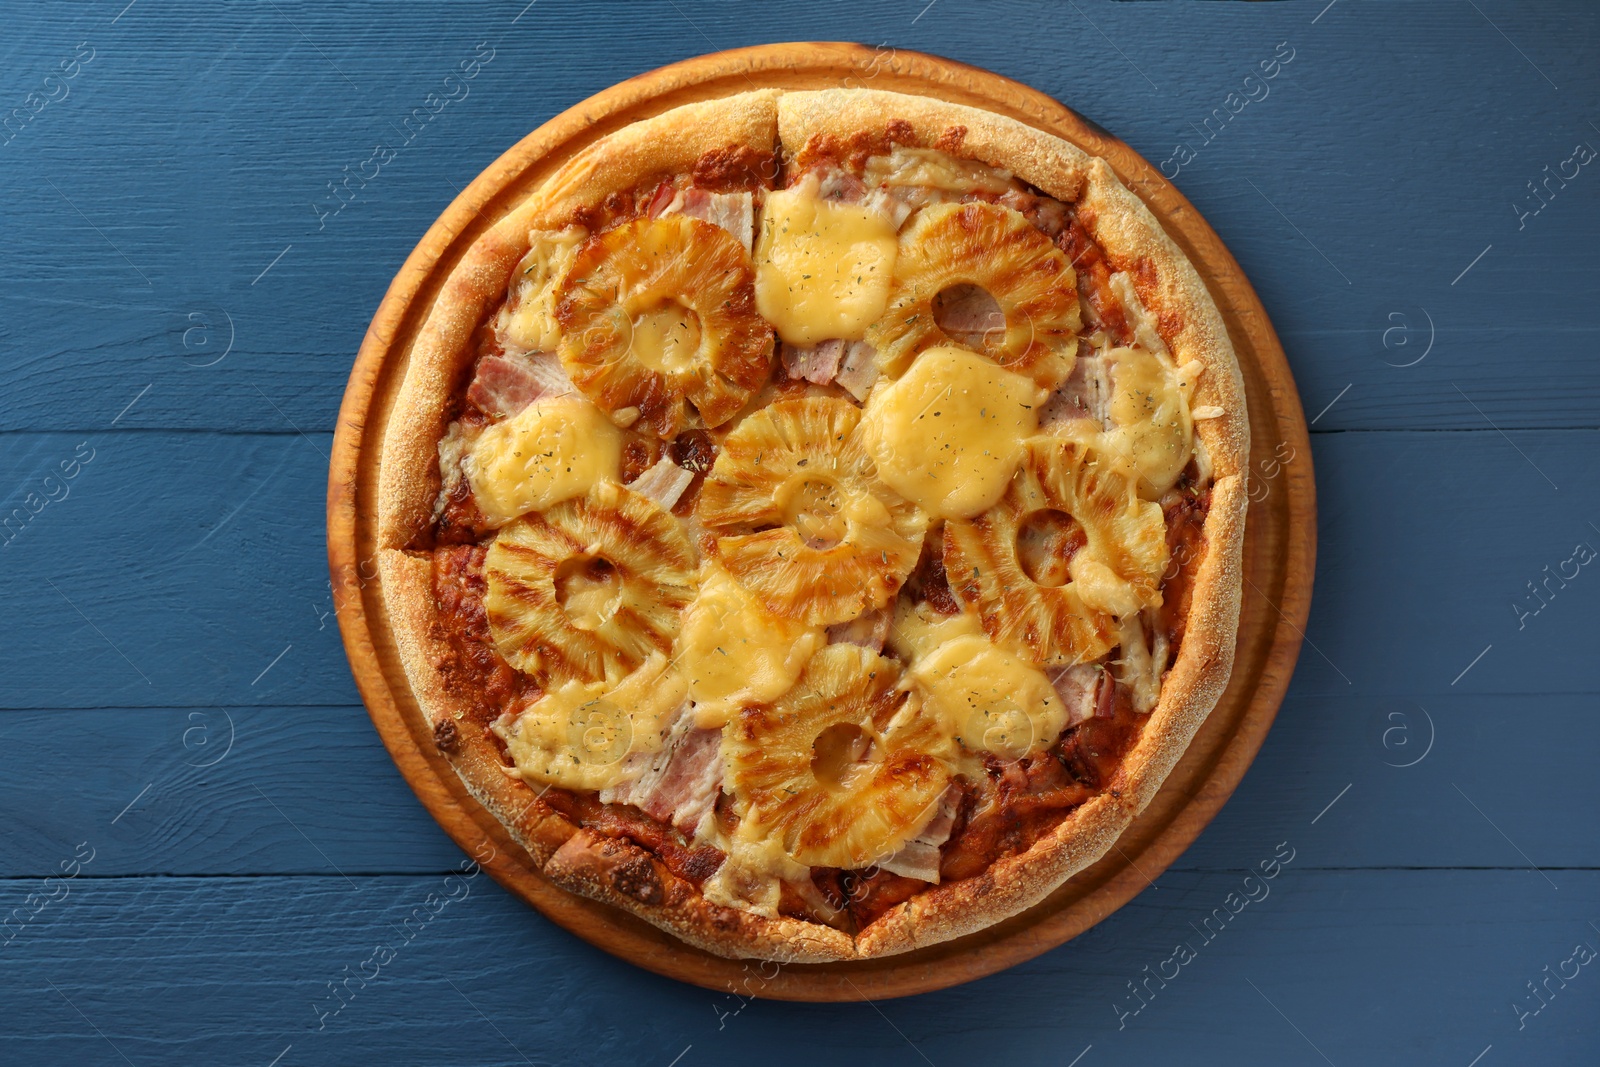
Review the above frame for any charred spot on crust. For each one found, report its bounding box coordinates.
[693,145,778,191]
[797,118,921,171]
[933,124,968,154]
[432,718,460,753]
[609,853,665,905]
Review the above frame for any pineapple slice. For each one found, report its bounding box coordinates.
[866,201,1079,389]
[493,652,686,792]
[695,397,927,626]
[483,481,696,685]
[723,645,950,870]
[554,215,773,437]
[944,438,1168,667]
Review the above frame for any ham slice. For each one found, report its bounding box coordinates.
[466,351,574,418]
[1039,347,1109,432]
[835,340,879,401]
[876,785,961,882]
[779,339,846,385]
[625,456,694,511]
[600,708,724,840]
[662,187,755,251]
[826,607,891,653]
[1047,663,1107,727]
[932,283,1006,351]
[996,188,1069,236]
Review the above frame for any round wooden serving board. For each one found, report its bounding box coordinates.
[328,43,1315,1002]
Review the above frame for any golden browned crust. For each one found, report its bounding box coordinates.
[777,87,1094,203]
[376,90,782,551]
[376,86,1248,963]
[380,546,853,961]
[775,89,1247,958]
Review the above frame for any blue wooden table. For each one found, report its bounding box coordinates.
[3,1,1597,1063]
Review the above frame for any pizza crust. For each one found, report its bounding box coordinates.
[375,87,1249,963]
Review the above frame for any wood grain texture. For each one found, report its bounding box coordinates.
[1,694,1597,879]
[328,39,1313,999]
[2,871,1594,1066]
[1,2,1596,432]
[1,0,1596,1059]
[1,429,1591,710]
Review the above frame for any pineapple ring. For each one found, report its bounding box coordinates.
[696,397,927,626]
[554,215,774,437]
[867,201,1079,389]
[944,438,1169,667]
[483,481,696,685]
[723,645,950,870]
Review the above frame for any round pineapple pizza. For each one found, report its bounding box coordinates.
[376,88,1248,962]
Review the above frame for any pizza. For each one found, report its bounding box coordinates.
[375,88,1247,962]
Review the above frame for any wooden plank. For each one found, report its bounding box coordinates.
[0,870,1593,1063]
[0,432,357,709]
[0,693,1595,880]
[0,706,465,879]
[0,3,1596,431]
[2,426,1593,710]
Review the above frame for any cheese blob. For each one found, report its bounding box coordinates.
[901,609,1068,765]
[676,566,825,729]
[496,653,686,791]
[1102,344,1193,497]
[497,228,585,353]
[754,187,897,345]
[862,345,1045,520]
[1099,273,1194,496]
[466,396,623,525]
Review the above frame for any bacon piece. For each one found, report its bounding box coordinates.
[815,164,869,203]
[932,283,1005,351]
[665,187,755,251]
[645,180,678,218]
[876,785,960,883]
[601,709,724,840]
[779,339,846,385]
[466,351,575,418]
[1057,218,1131,345]
[825,606,891,652]
[1046,664,1104,727]
[1038,346,1109,432]
[834,340,879,401]
[1156,484,1211,649]
[625,456,694,511]
[995,188,1070,236]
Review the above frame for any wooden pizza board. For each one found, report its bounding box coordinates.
[327,42,1315,1002]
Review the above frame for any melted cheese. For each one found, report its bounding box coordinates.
[862,146,1015,194]
[701,835,811,919]
[1099,273,1194,496]
[498,228,585,353]
[888,598,982,660]
[862,345,1044,520]
[908,626,1068,765]
[1102,344,1193,498]
[466,396,623,525]
[1114,614,1168,714]
[629,302,701,376]
[495,653,686,791]
[677,567,824,729]
[1069,555,1144,617]
[754,187,897,345]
